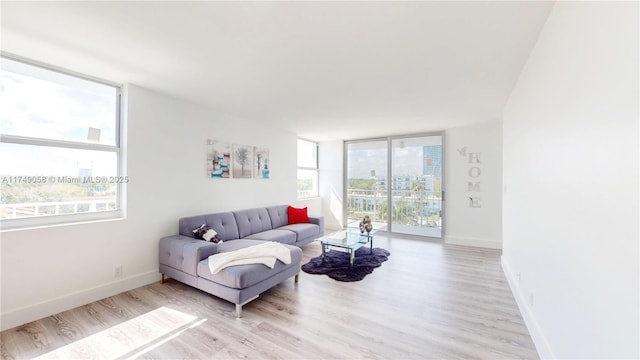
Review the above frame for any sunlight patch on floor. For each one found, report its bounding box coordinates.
[35,306,204,359]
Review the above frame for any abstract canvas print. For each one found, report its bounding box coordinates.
[232,144,253,178]
[207,140,231,178]
[253,147,270,179]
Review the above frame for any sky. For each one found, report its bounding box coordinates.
[347,138,441,179]
[0,57,118,177]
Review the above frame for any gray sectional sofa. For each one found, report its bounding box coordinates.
[159,205,324,317]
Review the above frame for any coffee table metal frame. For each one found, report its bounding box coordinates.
[317,228,376,267]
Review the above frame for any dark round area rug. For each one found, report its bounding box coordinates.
[301,247,390,282]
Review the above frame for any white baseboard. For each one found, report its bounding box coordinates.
[1,270,160,331]
[501,256,554,359]
[444,235,502,249]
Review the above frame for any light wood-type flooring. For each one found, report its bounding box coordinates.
[1,234,539,359]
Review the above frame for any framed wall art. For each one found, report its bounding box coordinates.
[207,140,270,180]
[232,144,253,179]
[254,147,270,179]
[207,140,231,178]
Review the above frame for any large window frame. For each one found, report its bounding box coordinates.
[0,53,124,230]
[344,132,445,238]
[297,138,319,199]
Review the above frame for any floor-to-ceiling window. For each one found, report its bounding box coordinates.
[345,139,389,231]
[345,133,444,238]
[390,135,443,237]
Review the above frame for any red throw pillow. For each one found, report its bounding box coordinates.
[288,206,309,224]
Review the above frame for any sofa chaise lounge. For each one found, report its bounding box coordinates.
[159,205,324,316]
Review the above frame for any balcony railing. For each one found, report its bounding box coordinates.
[347,188,442,228]
[297,190,316,198]
[0,199,117,219]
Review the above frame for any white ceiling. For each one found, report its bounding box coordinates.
[1,1,554,141]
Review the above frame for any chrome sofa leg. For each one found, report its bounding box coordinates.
[236,295,259,318]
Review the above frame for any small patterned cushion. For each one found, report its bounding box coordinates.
[192,224,222,243]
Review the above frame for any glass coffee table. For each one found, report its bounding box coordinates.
[316,228,377,267]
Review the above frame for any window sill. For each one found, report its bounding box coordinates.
[1,211,125,232]
[297,196,321,200]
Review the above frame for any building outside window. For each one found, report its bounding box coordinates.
[0,55,123,229]
[297,138,318,198]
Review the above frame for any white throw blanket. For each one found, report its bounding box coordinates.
[208,241,292,274]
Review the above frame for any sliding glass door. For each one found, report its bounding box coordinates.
[345,140,388,231]
[345,133,443,238]
[390,135,443,237]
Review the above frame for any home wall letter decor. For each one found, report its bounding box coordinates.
[458,146,482,208]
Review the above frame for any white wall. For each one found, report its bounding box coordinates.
[319,140,344,231]
[444,122,503,248]
[0,85,303,330]
[502,2,639,358]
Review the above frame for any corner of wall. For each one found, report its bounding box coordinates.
[501,256,554,359]
[445,235,502,249]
